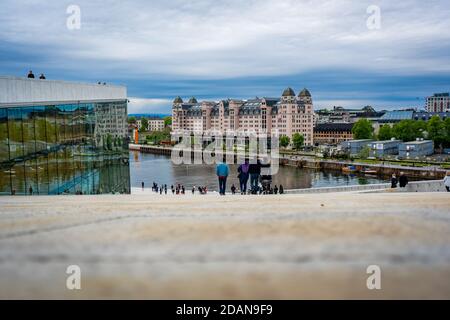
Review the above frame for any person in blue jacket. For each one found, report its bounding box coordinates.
[216,162,229,195]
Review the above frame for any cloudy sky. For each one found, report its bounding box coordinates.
[1,0,449,113]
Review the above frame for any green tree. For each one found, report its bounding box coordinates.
[392,120,423,142]
[377,125,392,141]
[352,119,374,139]
[357,145,370,160]
[413,120,428,134]
[292,133,304,150]
[279,135,290,148]
[444,117,450,147]
[139,118,149,132]
[128,116,136,124]
[163,116,172,127]
[427,115,446,148]
[106,134,113,150]
[145,127,171,145]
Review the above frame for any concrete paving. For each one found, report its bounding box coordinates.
[0,192,449,299]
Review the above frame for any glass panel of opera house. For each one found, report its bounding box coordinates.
[0,102,130,195]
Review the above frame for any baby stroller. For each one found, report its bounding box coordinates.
[260,163,272,194]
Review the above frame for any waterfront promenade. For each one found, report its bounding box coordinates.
[0,192,449,299]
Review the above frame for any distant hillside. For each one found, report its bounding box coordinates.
[128,113,170,119]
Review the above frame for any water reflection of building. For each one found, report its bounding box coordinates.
[0,76,130,195]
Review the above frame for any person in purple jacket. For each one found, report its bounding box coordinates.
[237,159,250,195]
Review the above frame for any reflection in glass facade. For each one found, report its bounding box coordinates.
[0,101,130,195]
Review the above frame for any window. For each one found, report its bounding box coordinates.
[0,102,130,195]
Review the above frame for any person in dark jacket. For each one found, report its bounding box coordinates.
[399,172,408,188]
[27,70,35,78]
[391,174,398,188]
[248,159,262,193]
[39,73,46,79]
[237,159,250,194]
[279,185,284,194]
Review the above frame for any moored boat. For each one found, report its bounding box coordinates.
[342,165,357,173]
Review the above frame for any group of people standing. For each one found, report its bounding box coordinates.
[216,159,284,196]
[391,172,409,189]
[391,171,450,192]
[141,181,209,195]
[142,167,450,196]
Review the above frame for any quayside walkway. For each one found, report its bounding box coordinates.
[0,192,449,299]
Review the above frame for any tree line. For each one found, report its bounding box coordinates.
[352,116,450,149]
[280,133,305,150]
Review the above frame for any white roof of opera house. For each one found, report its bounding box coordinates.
[0,76,127,107]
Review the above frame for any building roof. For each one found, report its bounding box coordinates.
[0,76,126,107]
[345,139,375,143]
[186,105,202,117]
[401,140,433,145]
[188,97,198,104]
[281,87,295,97]
[369,139,401,144]
[379,110,413,122]
[239,99,262,115]
[413,112,449,120]
[298,88,311,97]
[263,97,280,106]
[314,123,354,132]
[173,96,183,104]
[429,93,449,97]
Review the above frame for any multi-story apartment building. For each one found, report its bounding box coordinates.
[147,119,165,131]
[172,88,315,145]
[136,118,165,131]
[426,93,450,112]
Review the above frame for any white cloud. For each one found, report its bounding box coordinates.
[128,97,172,114]
[1,0,450,79]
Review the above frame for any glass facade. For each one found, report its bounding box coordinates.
[0,101,130,195]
